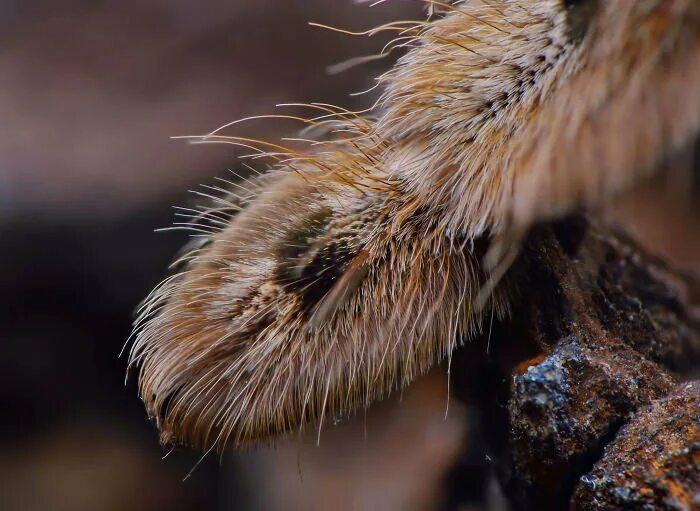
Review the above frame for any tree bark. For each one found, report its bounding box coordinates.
[453,215,700,510]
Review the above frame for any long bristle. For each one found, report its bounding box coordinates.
[129,0,700,451]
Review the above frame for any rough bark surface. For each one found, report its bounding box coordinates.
[573,381,699,510]
[455,216,700,510]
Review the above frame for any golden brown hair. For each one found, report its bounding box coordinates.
[128,0,700,451]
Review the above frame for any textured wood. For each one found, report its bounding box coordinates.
[454,216,700,510]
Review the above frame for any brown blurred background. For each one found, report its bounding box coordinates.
[1,1,699,510]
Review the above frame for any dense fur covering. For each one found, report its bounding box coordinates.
[130,169,509,448]
[129,0,700,450]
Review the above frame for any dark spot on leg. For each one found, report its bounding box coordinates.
[296,236,359,314]
[274,207,376,317]
[274,207,333,287]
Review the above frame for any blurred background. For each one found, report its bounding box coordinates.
[1,1,699,510]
